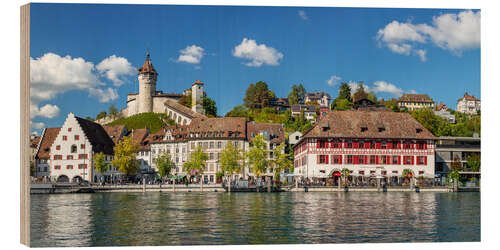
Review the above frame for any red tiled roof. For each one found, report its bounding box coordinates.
[103,125,127,145]
[36,128,61,159]
[129,128,150,151]
[247,122,285,144]
[188,117,247,139]
[138,53,157,75]
[398,94,434,103]
[299,111,436,143]
[192,79,204,86]
[458,93,480,102]
[164,99,206,119]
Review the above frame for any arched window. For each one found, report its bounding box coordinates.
[71,144,77,153]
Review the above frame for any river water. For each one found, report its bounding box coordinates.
[30,192,480,247]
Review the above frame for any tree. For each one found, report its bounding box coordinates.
[220,141,243,178]
[111,136,140,177]
[178,90,192,108]
[94,152,108,177]
[449,169,460,191]
[287,84,306,105]
[451,155,463,172]
[243,81,273,109]
[338,82,352,102]
[352,83,368,102]
[155,152,175,180]
[183,146,208,182]
[225,105,249,118]
[109,104,118,117]
[270,143,293,182]
[333,98,353,111]
[85,116,95,121]
[340,168,350,187]
[202,97,217,117]
[96,111,107,120]
[466,153,480,172]
[246,134,270,177]
[367,91,377,103]
[402,169,414,185]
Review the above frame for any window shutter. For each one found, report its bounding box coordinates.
[339,155,342,164]
[353,142,358,148]
[424,143,428,149]
[376,142,381,149]
[326,142,329,148]
[387,143,393,149]
[411,143,414,149]
[364,142,370,148]
[387,156,391,165]
[344,142,347,148]
[325,155,329,164]
[364,155,368,164]
[376,155,379,164]
[317,155,320,164]
[331,142,334,148]
[424,156,427,165]
[317,142,320,148]
[354,155,358,164]
[411,156,414,165]
[398,156,401,165]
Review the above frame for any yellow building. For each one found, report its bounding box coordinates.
[397,94,434,111]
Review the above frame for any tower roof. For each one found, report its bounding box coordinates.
[138,52,158,75]
[192,79,204,86]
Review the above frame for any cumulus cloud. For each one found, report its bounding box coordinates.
[96,55,135,86]
[30,121,45,130]
[30,53,127,119]
[232,38,284,67]
[376,10,480,60]
[347,80,404,97]
[89,87,119,103]
[326,75,342,86]
[177,45,205,64]
[298,10,308,20]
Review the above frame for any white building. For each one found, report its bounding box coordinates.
[291,104,317,121]
[49,113,115,183]
[305,92,331,107]
[34,127,61,179]
[293,111,436,184]
[457,93,480,114]
[288,131,303,146]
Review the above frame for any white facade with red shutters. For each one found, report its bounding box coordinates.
[292,110,436,180]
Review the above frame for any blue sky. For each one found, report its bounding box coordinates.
[29,3,480,133]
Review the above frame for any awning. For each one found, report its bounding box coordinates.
[333,172,341,177]
[170,174,186,180]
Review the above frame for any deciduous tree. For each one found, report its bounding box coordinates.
[246,134,270,177]
[155,152,175,180]
[112,136,139,177]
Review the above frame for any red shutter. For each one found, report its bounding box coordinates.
[376,142,381,149]
[317,155,320,164]
[344,142,347,148]
[398,156,401,165]
[376,155,379,164]
[424,156,427,165]
[354,155,358,164]
[387,143,393,149]
[53,155,56,160]
[364,155,368,164]
[331,142,334,148]
[339,155,343,164]
[325,155,329,164]
[424,143,428,149]
[387,156,391,165]
[316,142,320,148]
[326,142,329,148]
[411,143,414,149]
[364,142,370,148]
[353,142,358,148]
[411,156,414,165]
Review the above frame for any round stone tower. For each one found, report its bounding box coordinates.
[137,52,158,114]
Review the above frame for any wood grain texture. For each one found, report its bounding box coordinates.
[20,3,30,246]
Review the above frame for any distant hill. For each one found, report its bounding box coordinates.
[106,113,176,133]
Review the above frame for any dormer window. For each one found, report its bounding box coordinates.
[378,127,385,132]
[416,128,423,133]
[361,127,368,132]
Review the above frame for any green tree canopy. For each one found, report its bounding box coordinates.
[96,111,107,120]
[94,152,108,174]
[109,104,118,117]
[111,136,139,176]
[246,134,270,177]
[225,105,249,118]
[271,143,293,179]
[466,153,480,172]
[243,81,273,109]
[183,146,208,177]
[352,83,368,102]
[367,91,377,103]
[338,82,352,102]
[154,152,175,179]
[202,97,217,117]
[287,84,306,105]
[333,98,353,111]
[219,141,244,177]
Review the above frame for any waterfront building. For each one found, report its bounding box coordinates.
[292,110,436,184]
[435,135,480,180]
[291,104,317,121]
[49,113,115,183]
[456,93,480,114]
[34,128,60,179]
[305,92,331,107]
[397,94,434,111]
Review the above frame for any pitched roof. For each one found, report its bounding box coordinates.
[129,128,150,151]
[192,79,204,86]
[36,128,61,159]
[247,121,285,144]
[164,99,206,119]
[103,125,127,144]
[299,110,436,143]
[188,117,247,139]
[291,104,317,112]
[137,53,157,75]
[305,92,331,100]
[75,116,115,155]
[398,94,434,103]
[458,93,480,102]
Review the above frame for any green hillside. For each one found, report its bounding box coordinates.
[107,113,176,133]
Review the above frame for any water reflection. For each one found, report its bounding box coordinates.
[30,192,480,247]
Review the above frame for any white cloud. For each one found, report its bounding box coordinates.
[415,49,427,62]
[177,45,205,64]
[376,10,480,60]
[96,55,135,86]
[326,75,342,86]
[232,38,284,67]
[30,53,126,119]
[347,80,404,97]
[30,121,45,130]
[298,10,308,20]
[89,87,119,103]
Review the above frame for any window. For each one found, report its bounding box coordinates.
[56,145,61,150]
[71,145,77,153]
[392,156,399,164]
[217,142,222,149]
[359,170,365,175]
[370,142,376,149]
[392,170,398,174]
[80,144,85,149]
[53,155,62,160]
[419,171,424,175]
[417,156,427,165]
[381,142,387,149]
[74,135,79,140]
[358,155,365,164]
[210,142,214,148]
[210,175,214,183]
[78,164,87,169]
[66,165,73,169]
[332,155,342,164]
[78,154,88,159]
[319,155,328,164]
[68,128,72,132]
[210,153,214,160]
[54,165,61,170]
[67,155,73,160]
[404,142,412,149]
[347,155,353,164]
[370,155,376,164]
[176,148,179,153]
[392,142,398,149]
[359,142,364,149]
[404,156,413,165]
[346,142,353,148]
[370,170,376,174]
[203,142,208,149]
[63,135,67,141]
[319,140,327,148]
[416,142,426,150]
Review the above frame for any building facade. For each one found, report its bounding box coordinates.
[291,104,317,121]
[456,93,480,114]
[397,94,434,111]
[305,92,331,107]
[293,111,436,183]
[435,135,480,176]
[34,128,61,179]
